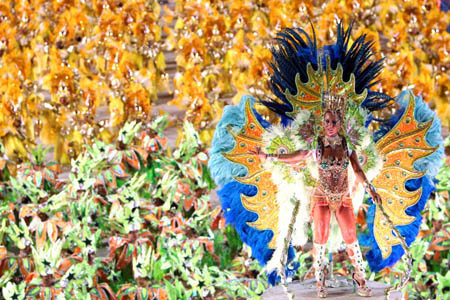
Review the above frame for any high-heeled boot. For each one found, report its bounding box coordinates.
[313,243,328,298]
[346,241,372,297]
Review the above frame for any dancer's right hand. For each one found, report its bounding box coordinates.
[249,146,267,161]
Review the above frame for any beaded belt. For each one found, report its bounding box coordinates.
[325,191,347,211]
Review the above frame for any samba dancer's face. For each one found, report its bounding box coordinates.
[323,112,341,137]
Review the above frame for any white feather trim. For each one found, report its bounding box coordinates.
[265,188,296,274]
[261,117,319,273]
[261,122,304,151]
[291,110,312,129]
[291,186,312,246]
[264,160,312,273]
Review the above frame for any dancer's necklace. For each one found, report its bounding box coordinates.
[323,135,341,150]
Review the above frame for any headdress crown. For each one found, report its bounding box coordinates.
[322,72,348,121]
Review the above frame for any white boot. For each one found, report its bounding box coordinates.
[313,243,328,298]
[346,241,372,297]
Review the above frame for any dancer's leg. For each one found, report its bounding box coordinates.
[335,205,357,244]
[313,204,331,244]
[312,203,331,298]
[335,205,372,297]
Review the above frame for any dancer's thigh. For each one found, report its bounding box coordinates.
[335,205,357,244]
[313,203,331,244]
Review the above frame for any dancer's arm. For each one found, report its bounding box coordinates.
[250,146,311,164]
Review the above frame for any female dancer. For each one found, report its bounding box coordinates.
[253,106,381,297]
[209,20,443,299]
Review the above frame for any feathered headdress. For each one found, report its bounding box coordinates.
[260,21,392,127]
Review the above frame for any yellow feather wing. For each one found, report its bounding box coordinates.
[222,100,279,249]
[372,91,438,259]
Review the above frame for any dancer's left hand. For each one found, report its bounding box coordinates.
[370,190,382,205]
